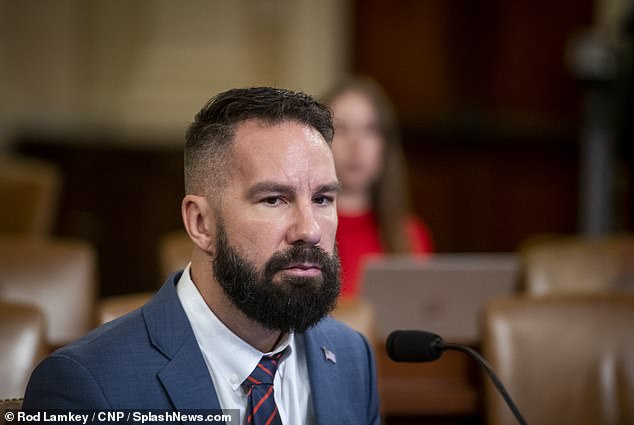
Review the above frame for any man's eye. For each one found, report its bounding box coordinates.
[262,197,282,206]
[313,196,333,205]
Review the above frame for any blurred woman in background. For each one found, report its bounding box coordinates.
[323,77,434,299]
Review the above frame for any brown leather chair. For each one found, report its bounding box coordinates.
[159,231,193,280]
[482,294,634,425]
[97,291,154,325]
[95,231,191,326]
[0,301,46,399]
[520,235,634,295]
[0,398,23,425]
[331,298,378,347]
[0,155,61,238]
[0,236,97,347]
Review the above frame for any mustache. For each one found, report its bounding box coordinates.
[264,244,336,276]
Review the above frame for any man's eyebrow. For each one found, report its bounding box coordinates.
[246,182,295,198]
[245,181,341,198]
[315,182,341,194]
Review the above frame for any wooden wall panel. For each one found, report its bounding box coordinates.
[352,0,595,251]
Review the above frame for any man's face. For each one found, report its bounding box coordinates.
[211,119,341,332]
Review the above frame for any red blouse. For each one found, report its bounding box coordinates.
[336,211,433,299]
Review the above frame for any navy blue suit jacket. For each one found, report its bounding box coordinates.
[23,272,381,425]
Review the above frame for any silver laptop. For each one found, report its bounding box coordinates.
[360,254,520,345]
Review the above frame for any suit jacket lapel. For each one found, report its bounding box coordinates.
[304,324,342,425]
[143,273,224,423]
[157,336,222,411]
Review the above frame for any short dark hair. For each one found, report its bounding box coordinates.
[185,87,334,196]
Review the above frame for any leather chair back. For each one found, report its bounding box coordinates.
[331,298,378,347]
[0,398,24,425]
[482,294,634,425]
[0,302,46,399]
[159,231,192,280]
[95,230,190,326]
[0,236,97,347]
[97,291,153,325]
[520,235,634,295]
[0,155,60,238]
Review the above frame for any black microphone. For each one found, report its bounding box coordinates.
[386,330,529,425]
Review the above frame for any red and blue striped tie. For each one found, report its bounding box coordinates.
[242,351,285,425]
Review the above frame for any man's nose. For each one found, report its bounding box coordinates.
[287,204,321,246]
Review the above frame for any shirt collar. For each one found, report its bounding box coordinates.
[176,264,294,391]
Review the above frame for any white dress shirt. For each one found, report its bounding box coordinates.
[176,264,315,425]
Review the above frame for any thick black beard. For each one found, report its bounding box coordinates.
[212,222,341,333]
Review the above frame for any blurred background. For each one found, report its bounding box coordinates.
[1,0,632,296]
[1,0,633,423]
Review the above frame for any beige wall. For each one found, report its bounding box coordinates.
[0,0,351,147]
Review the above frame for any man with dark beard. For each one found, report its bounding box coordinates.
[23,87,381,425]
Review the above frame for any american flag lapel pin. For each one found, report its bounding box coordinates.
[322,346,336,364]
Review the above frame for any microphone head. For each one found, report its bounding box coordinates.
[386,330,445,362]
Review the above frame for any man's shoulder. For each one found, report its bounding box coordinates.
[313,315,359,335]
[52,307,151,366]
[23,278,187,409]
[50,274,185,368]
[308,316,371,352]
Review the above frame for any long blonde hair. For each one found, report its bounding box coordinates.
[322,76,414,253]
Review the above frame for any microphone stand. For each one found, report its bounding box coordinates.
[436,340,529,425]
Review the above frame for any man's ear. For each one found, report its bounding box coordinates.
[182,195,216,253]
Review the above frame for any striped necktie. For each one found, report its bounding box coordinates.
[242,351,285,425]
